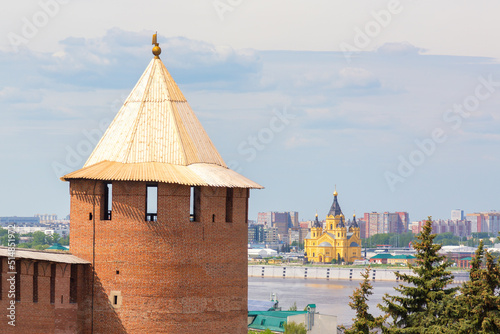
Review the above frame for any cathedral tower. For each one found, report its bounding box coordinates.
[62,35,262,333]
[304,189,362,263]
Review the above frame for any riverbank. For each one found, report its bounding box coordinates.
[249,265,469,282]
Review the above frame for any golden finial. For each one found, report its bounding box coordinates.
[333,185,338,197]
[152,32,161,58]
[353,210,356,218]
[315,213,318,217]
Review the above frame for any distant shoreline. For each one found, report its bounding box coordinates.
[248,265,469,282]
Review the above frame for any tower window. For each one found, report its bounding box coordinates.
[0,257,2,300]
[70,265,77,304]
[15,261,21,302]
[102,182,112,220]
[33,262,38,303]
[146,184,158,222]
[330,224,333,229]
[225,188,233,223]
[190,187,200,222]
[50,264,56,304]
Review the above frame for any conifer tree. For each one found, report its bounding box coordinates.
[451,241,500,333]
[342,266,386,334]
[379,217,457,333]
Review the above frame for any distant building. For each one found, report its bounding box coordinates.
[412,219,471,237]
[466,212,500,235]
[451,209,464,221]
[0,216,40,226]
[257,211,299,242]
[34,213,58,223]
[358,219,367,239]
[363,211,409,237]
[248,224,265,243]
[264,226,279,249]
[304,190,362,263]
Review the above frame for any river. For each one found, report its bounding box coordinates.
[248,276,464,327]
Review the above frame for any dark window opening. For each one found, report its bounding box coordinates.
[61,295,63,304]
[190,187,200,222]
[245,189,249,224]
[50,264,56,304]
[212,214,215,223]
[116,270,120,275]
[102,182,112,220]
[15,261,21,302]
[145,184,158,222]
[33,262,38,303]
[89,212,92,220]
[225,188,233,223]
[69,265,77,304]
[113,295,118,305]
[0,258,2,300]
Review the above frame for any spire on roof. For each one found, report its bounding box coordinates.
[338,215,345,228]
[351,213,358,228]
[313,213,322,228]
[61,34,262,189]
[328,188,343,217]
[152,32,161,58]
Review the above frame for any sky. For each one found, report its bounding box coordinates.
[1,0,500,223]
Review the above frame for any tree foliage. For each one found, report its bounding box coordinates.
[284,321,306,334]
[365,232,416,248]
[341,266,386,334]
[446,241,500,333]
[379,217,457,333]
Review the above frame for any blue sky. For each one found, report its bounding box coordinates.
[1,1,500,222]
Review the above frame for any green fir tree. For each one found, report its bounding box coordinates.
[450,241,500,333]
[379,217,457,333]
[341,266,386,334]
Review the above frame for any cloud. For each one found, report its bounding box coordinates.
[376,42,426,56]
[337,67,380,89]
[0,87,42,103]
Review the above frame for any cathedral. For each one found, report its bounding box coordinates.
[304,190,362,263]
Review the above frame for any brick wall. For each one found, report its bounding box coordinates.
[70,180,250,333]
[0,257,85,334]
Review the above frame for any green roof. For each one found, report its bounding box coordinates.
[47,243,68,250]
[460,257,473,261]
[391,255,416,259]
[248,311,307,332]
[370,253,393,259]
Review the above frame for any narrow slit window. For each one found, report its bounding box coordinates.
[245,189,249,224]
[15,261,21,302]
[146,184,158,222]
[50,264,56,304]
[69,265,77,304]
[190,187,200,222]
[0,258,2,300]
[33,262,38,303]
[114,295,118,305]
[225,188,233,223]
[102,182,112,220]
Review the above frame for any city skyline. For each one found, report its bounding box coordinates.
[2,1,500,221]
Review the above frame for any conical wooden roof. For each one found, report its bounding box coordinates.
[62,50,262,189]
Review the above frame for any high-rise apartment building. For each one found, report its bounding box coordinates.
[363,211,409,237]
[248,224,265,243]
[257,211,299,241]
[466,212,500,235]
[451,209,464,221]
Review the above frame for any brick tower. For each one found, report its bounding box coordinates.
[62,35,262,333]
